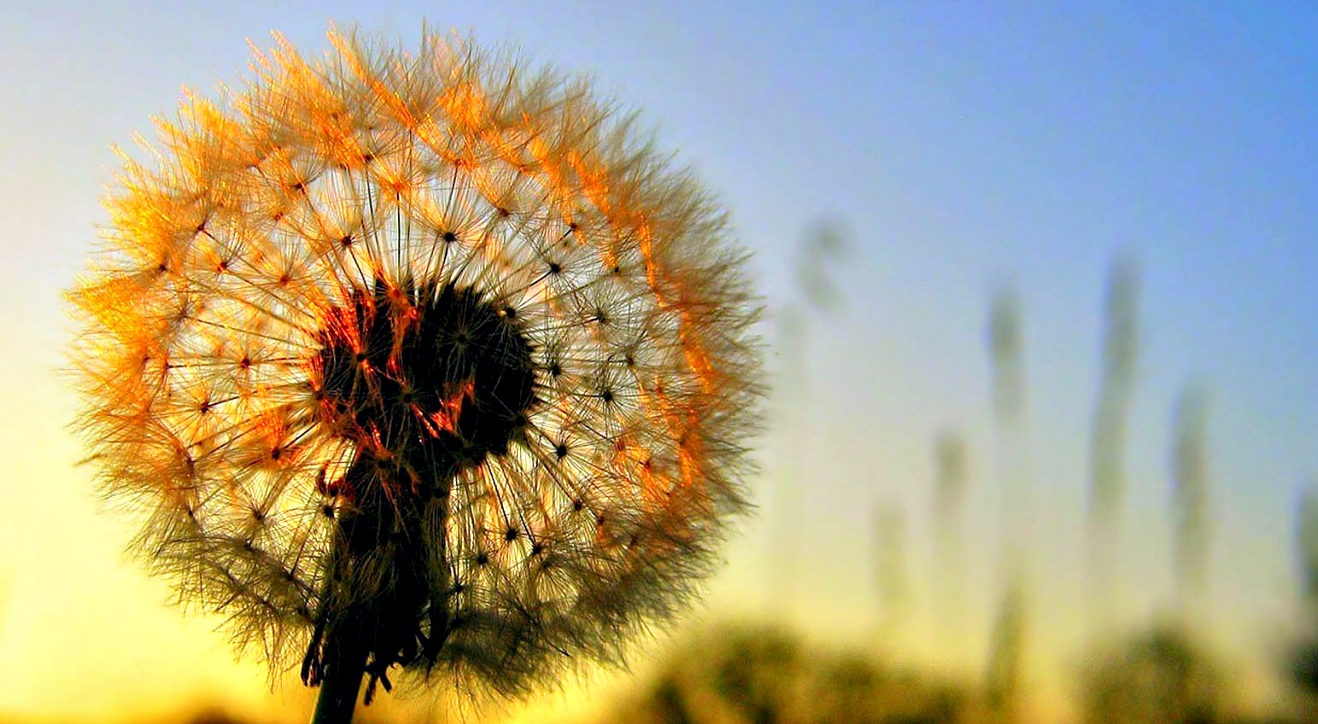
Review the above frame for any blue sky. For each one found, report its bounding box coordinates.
[1,1,1316,719]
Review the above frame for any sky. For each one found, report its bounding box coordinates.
[2,1,1317,721]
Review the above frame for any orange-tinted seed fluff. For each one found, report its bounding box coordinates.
[68,27,762,703]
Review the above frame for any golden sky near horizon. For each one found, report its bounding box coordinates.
[0,362,1289,723]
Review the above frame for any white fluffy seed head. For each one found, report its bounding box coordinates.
[68,26,763,702]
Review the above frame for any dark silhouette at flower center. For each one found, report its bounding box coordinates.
[316,277,536,483]
[303,277,537,698]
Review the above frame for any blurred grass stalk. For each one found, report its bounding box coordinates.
[1170,384,1211,629]
[769,219,849,617]
[932,430,970,655]
[987,282,1029,570]
[873,505,909,639]
[1087,257,1141,636]
[987,282,1030,723]
[1289,489,1318,700]
[986,583,1026,724]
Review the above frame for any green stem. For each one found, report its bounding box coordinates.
[310,624,369,724]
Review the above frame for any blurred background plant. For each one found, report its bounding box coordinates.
[1078,624,1223,724]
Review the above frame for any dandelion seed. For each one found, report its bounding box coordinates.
[68,26,761,721]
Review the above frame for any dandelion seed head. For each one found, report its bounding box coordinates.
[69,26,762,703]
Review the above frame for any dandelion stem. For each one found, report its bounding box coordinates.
[311,622,368,724]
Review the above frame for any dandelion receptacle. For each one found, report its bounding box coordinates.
[67,27,762,723]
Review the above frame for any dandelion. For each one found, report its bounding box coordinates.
[68,27,761,722]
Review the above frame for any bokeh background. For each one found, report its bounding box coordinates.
[3,2,1317,722]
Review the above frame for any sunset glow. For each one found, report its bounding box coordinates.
[3,2,1317,723]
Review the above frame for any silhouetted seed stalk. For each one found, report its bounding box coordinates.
[69,27,763,723]
[1087,257,1141,633]
[987,283,1029,568]
[1170,384,1210,626]
[1300,491,1318,607]
[873,504,909,637]
[1290,488,1318,692]
[985,583,1025,724]
[985,282,1030,717]
[931,429,969,648]
[988,285,1025,427]
[769,218,848,614]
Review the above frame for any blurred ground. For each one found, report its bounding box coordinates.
[1,618,1308,724]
